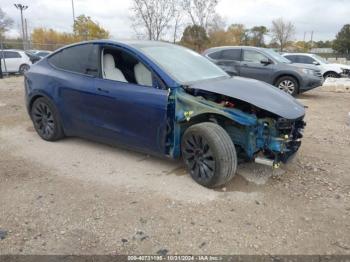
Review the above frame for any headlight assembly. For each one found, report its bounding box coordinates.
[298,68,314,75]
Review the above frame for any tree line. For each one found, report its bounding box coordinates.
[0,1,349,55]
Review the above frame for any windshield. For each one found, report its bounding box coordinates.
[312,54,329,64]
[264,49,292,63]
[137,44,228,84]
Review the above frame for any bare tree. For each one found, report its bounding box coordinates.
[182,0,219,31]
[271,18,295,52]
[0,8,14,40]
[172,3,184,43]
[131,0,175,40]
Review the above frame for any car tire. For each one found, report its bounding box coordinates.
[30,97,64,141]
[19,64,30,74]
[181,122,237,188]
[324,71,340,79]
[275,76,299,96]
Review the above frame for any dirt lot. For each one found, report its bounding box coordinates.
[0,76,350,255]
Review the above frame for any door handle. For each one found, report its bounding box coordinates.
[97,87,109,94]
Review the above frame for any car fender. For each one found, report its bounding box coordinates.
[323,64,343,75]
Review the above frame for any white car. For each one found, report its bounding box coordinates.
[0,49,31,74]
[282,53,350,79]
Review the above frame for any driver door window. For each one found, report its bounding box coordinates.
[101,48,154,87]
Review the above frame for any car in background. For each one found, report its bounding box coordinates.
[26,50,53,64]
[0,49,31,74]
[32,50,52,58]
[282,53,350,79]
[203,46,323,96]
[25,40,306,188]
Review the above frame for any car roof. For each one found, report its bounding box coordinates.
[1,49,24,52]
[203,46,267,54]
[283,53,314,56]
[58,39,173,50]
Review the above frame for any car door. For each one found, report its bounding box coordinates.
[2,51,22,72]
[240,49,273,82]
[46,43,100,137]
[90,46,169,155]
[216,49,242,76]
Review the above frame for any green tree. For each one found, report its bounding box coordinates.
[0,8,14,40]
[249,26,268,47]
[73,15,110,41]
[180,25,208,52]
[333,24,350,55]
[314,40,333,48]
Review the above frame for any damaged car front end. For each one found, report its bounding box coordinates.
[168,76,306,169]
[133,41,306,187]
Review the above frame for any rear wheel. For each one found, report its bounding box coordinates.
[30,97,64,141]
[275,76,299,96]
[19,64,30,74]
[181,122,237,188]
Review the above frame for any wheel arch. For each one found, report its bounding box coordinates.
[323,71,340,78]
[273,73,300,87]
[173,112,248,158]
[18,63,30,73]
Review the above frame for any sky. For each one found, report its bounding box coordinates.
[1,0,349,42]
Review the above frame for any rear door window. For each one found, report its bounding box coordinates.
[48,44,100,77]
[221,49,241,61]
[284,55,297,63]
[207,51,222,60]
[297,55,316,64]
[2,51,21,59]
[243,50,267,63]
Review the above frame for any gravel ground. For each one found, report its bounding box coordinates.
[0,76,350,255]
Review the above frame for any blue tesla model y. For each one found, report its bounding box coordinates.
[25,40,305,188]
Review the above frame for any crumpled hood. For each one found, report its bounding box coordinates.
[190,76,305,120]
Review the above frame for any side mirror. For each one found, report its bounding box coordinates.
[313,61,320,66]
[260,58,271,65]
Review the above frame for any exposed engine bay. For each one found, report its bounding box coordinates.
[173,86,306,167]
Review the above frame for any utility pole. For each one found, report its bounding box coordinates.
[71,0,76,27]
[310,31,314,52]
[25,18,29,49]
[14,4,28,50]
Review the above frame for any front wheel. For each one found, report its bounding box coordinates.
[275,76,299,96]
[324,71,340,79]
[181,122,237,188]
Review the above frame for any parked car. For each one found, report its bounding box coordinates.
[26,50,53,64]
[203,46,323,96]
[25,40,306,188]
[32,50,52,58]
[0,49,31,74]
[282,53,350,79]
